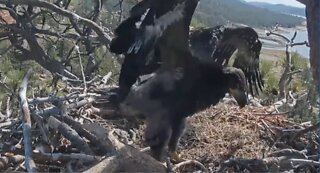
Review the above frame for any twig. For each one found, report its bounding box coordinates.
[18,68,38,173]
[0,81,14,94]
[0,119,21,128]
[287,69,303,76]
[289,159,320,166]
[266,31,290,42]
[75,44,87,94]
[28,93,100,105]
[254,111,291,116]
[172,160,209,172]
[6,96,12,117]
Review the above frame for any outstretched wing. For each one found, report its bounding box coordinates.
[110,0,199,100]
[115,0,198,63]
[189,26,264,96]
[109,0,153,54]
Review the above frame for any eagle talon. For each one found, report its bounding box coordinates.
[169,151,186,163]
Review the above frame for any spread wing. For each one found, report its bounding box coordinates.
[111,0,199,64]
[189,26,264,96]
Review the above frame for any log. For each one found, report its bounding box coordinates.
[47,116,93,155]
[81,131,166,173]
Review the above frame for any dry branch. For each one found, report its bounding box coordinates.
[289,159,320,166]
[290,122,320,141]
[18,68,38,173]
[82,131,166,173]
[28,93,100,105]
[0,154,24,171]
[172,160,208,172]
[47,116,93,155]
[58,111,116,155]
[0,0,112,45]
[33,151,101,165]
[266,30,309,100]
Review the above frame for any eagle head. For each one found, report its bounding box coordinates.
[223,67,248,108]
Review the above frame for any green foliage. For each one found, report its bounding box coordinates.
[290,52,308,70]
[280,52,309,92]
[259,60,279,97]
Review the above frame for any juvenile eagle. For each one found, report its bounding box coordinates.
[110,12,263,100]
[115,0,248,162]
[189,25,263,95]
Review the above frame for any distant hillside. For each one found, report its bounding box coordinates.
[248,2,305,17]
[105,0,305,28]
[194,0,305,28]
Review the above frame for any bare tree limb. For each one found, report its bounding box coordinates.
[0,0,112,45]
[18,68,38,173]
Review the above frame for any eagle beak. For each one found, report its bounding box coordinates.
[229,88,248,108]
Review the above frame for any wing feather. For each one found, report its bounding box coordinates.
[190,26,264,96]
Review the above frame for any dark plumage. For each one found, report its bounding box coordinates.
[114,0,249,162]
[189,26,263,95]
[111,21,263,100]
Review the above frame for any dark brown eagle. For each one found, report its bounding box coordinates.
[111,0,249,162]
[110,15,263,101]
[189,25,263,96]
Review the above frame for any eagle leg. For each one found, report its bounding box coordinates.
[168,117,187,163]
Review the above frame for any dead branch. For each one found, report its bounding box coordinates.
[28,93,101,105]
[289,159,320,166]
[18,68,38,173]
[267,149,307,159]
[290,122,320,141]
[47,116,93,155]
[33,151,101,164]
[74,44,87,94]
[31,113,50,144]
[0,154,24,171]
[254,111,291,116]
[172,160,209,172]
[33,106,61,119]
[266,30,309,100]
[6,96,12,117]
[58,110,116,155]
[82,106,117,117]
[0,119,21,129]
[67,97,95,109]
[0,81,14,94]
[0,0,112,45]
[81,130,167,173]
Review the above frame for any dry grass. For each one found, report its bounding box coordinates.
[97,102,301,171]
[177,103,291,171]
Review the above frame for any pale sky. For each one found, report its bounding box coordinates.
[244,0,305,8]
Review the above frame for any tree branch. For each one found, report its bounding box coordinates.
[18,68,38,173]
[0,0,112,46]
